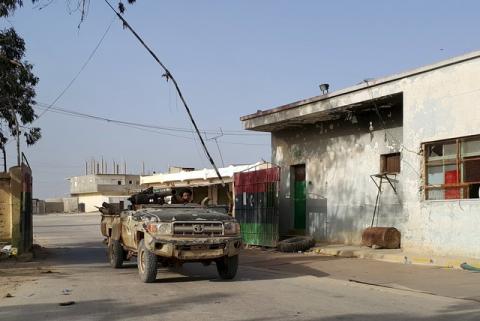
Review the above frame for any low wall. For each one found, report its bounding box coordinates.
[0,165,33,253]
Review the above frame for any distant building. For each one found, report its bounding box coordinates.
[140,163,267,206]
[69,174,141,212]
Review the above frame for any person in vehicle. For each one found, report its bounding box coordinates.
[180,189,193,204]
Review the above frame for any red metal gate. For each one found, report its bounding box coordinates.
[234,165,280,247]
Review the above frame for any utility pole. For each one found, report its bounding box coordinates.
[104,1,226,187]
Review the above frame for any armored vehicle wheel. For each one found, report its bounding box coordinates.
[138,240,158,283]
[108,239,124,268]
[216,255,238,280]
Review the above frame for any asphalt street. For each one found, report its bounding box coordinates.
[1,213,480,321]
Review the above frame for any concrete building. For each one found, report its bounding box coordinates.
[241,50,480,259]
[69,174,141,212]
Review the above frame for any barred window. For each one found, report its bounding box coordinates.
[424,136,480,200]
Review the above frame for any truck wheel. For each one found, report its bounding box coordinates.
[137,240,158,283]
[108,239,124,268]
[216,255,238,280]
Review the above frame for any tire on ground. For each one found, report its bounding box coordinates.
[216,255,239,280]
[137,240,158,283]
[277,236,316,253]
[108,239,124,268]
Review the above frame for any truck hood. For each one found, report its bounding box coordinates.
[130,207,234,222]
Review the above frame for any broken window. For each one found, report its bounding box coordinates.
[424,136,480,200]
[380,153,401,174]
[117,180,122,185]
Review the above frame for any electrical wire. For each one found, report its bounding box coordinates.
[36,15,116,119]
[34,102,265,136]
[363,80,421,156]
[33,104,269,146]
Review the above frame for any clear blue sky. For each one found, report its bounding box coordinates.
[1,1,479,198]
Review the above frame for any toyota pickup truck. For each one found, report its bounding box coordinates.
[100,204,242,283]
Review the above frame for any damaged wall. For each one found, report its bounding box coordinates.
[273,116,404,244]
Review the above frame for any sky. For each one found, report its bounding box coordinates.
[1,0,480,199]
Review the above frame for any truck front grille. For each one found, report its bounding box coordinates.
[173,222,223,237]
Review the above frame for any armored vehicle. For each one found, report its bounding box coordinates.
[100,202,242,283]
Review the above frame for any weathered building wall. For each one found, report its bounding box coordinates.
[78,194,132,212]
[45,200,64,213]
[273,122,403,244]
[398,57,480,258]
[70,174,140,194]
[0,172,12,241]
[32,199,46,215]
[0,166,33,253]
[78,194,110,213]
[63,197,79,213]
[270,55,480,257]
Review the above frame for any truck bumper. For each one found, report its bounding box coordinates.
[144,235,242,260]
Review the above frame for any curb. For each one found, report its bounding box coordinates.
[312,247,480,270]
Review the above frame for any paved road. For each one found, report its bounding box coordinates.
[1,213,480,321]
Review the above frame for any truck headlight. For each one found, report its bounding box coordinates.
[224,222,241,235]
[146,223,172,236]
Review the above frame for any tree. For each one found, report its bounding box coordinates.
[0,1,41,169]
[0,0,135,171]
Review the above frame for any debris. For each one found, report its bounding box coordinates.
[1,245,18,257]
[460,263,480,273]
[4,293,14,298]
[59,301,75,306]
[62,288,72,295]
[277,236,315,253]
[362,227,401,249]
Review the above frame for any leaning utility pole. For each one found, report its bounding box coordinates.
[104,0,226,187]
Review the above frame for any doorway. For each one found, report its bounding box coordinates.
[292,164,306,232]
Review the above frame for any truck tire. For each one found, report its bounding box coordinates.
[216,255,238,280]
[108,239,124,268]
[277,236,315,253]
[137,240,158,283]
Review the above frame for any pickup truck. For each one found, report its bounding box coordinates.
[100,204,242,283]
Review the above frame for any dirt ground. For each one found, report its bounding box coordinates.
[0,245,51,299]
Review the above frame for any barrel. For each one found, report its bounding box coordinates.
[362,227,401,249]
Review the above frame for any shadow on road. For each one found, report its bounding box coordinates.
[0,293,233,321]
[1,295,480,321]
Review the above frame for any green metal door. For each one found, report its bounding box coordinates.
[294,181,306,229]
[293,165,306,230]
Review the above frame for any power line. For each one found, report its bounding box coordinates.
[33,104,269,146]
[36,15,116,119]
[34,102,265,136]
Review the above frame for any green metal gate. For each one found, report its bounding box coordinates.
[234,166,280,247]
